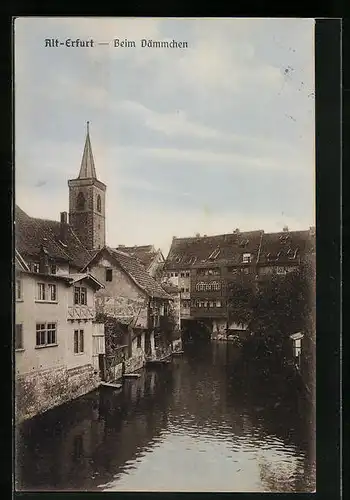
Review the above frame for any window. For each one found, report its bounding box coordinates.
[74,329,84,353]
[181,287,185,293]
[50,265,57,275]
[76,191,86,210]
[170,273,174,277]
[180,272,185,277]
[48,284,57,301]
[174,272,178,277]
[15,324,23,350]
[242,253,252,263]
[32,263,40,273]
[74,286,87,305]
[216,300,222,307]
[37,283,46,300]
[37,283,57,301]
[36,323,57,347]
[105,268,113,282]
[185,288,190,293]
[137,335,142,349]
[97,194,102,213]
[186,272,190,277]
[16,278,22,300]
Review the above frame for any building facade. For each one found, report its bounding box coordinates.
[15,263,104,423]
[163,228,315,339]
[83,246,173,378]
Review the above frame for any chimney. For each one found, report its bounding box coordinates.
[195,233,200,238]
[283,225,289,232]
[233,228,240,234]
[309,226,316,236]
[60,212,68,243]
[39,245,49,274]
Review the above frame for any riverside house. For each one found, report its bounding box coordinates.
[15,250,105,423]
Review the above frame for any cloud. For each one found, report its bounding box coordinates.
[14,18,315,254]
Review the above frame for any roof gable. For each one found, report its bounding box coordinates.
[85,247,171,299]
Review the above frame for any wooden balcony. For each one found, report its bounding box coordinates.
[67,305,95,321]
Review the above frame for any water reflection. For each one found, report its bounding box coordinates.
[15,341,315,492]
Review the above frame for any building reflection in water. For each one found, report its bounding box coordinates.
[16,341,315,492]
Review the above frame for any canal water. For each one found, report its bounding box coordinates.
[15,341,315,492]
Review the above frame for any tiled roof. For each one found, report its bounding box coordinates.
[84,247,171,300]
[258,230,315,265]
[115,245,159,269]
[108,248,171,300]
[15,205,94,270]
[165,229,315,269]
[165,231,264,269]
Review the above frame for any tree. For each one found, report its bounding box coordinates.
[249,258,315,358]
[227,281,255,327]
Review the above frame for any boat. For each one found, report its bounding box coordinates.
[100,381,123,390]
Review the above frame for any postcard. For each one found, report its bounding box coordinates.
[14,17,316,493]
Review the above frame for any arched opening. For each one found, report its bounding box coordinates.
[97,194,101,213]
[76,192,86,210]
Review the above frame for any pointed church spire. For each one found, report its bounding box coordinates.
[78,121,97,179]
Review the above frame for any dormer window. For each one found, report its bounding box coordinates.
[239,239,249,247]
[208,248,220,260]
[50,265,57,275]
[32,263,40,273]
[242,253,252,263]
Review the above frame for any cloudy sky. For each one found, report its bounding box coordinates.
[15,17,315,254]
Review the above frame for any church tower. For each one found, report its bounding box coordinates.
[68,122,106,250]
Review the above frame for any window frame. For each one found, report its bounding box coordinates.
[35,322,57,348]
[16,278,22,300]
[50,264,57,275]
[74,286,87,305]
[74,329,84,354]
[242,253,252,263]
[36,282,58,302]
[105,268,113,282]
[15,324,24,350]
[97,194,102,213]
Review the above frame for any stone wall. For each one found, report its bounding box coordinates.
[15,363,100,423]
